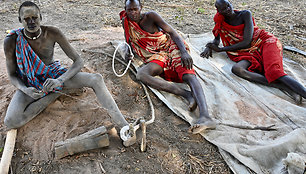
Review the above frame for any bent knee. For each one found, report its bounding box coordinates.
[231,65,246,76]
[136,71,147,81]
[89,73,105,85]
[4,116,22,129]
[92,73,103,81]
[182,73,196,82]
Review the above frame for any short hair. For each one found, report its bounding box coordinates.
[215,0,228,6]
[18,1,40,16]
[125,0,142,6]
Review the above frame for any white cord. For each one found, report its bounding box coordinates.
[110,43,155,142]
[112,42,134,77]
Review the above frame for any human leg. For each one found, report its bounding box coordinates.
[62,72,128,128]
[231,60,270,85]
[232,60,302,102]
[232,60,291,89]
[182,74,216,134]
[136,62,196,107]
[4,90,61,129]
[278,75,306,99]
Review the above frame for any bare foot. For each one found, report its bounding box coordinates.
[292,93,303,105]
[188,117,216,134]
[283,89,303,105]
[184,91,197,111]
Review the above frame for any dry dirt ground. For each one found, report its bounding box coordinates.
[0,0,305,174]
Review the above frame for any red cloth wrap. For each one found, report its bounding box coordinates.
[120,10,195,83]
[212,12,286,82]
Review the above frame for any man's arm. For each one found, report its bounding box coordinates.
[207,10,254,52]
[52,26,84,82]
[151,12,193,69]
[221,10,253,51]
[4,35,44,99]
[42,27,84,92]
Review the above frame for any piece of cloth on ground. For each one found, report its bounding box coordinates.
[112,32,306,174]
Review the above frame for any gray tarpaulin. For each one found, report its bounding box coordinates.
[113,32,306,174]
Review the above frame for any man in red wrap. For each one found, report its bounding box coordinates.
[201,0,305,103]
[121,0,216,134]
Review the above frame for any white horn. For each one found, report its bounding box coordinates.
[0,129,17,174]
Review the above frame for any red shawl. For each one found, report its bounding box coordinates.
[212,12,286,82]
[119,11,189,70]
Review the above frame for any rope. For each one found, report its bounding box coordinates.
[51,43,155,143]
[112,42,134,77]
[111,42,155,142]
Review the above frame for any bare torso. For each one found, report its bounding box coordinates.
[21,26,56,65]
[6,26,62,67]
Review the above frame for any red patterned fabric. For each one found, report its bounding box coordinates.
[212,12,286,82]
[120,11,195,82]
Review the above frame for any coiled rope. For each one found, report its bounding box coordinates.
[112,42,134,77]
[112,42,155,143]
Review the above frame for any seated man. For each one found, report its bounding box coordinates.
[121,0,216,134]
[4,1,133,144]
[201,0,305,103]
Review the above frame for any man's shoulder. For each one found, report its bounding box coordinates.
[239,10,252,16]
[145,11,159,18]
[42,25,61,34]
[4,33,17,48]
[143,11,163,23]
[42,26,66,40]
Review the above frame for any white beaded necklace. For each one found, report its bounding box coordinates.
[23,28,42,40]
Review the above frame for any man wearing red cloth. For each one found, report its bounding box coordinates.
[121,0,216,134]
[201,0,305,103]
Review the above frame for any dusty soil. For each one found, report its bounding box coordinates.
[0,0,304,174]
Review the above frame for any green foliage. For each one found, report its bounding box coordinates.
[197,8,205,14]
[175,7,185,21]
[175,15,184,21]
[257,23,265,29]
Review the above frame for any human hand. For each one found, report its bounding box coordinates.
[206,43,222,52]
[42,78,63,93]
[23,87,44,100]
[181,52,193,69]
[125,52,133,62]
[200,47,212,58]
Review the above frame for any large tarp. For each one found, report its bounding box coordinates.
[114,32,306,174]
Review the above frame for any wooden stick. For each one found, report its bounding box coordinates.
[140,118,146,152]
[81,49,113,58]
[0,129,17,174]
[284,46,306,57]
[221,124,277,131]
[55,125,113,159]
[98,162,106,173]
[69,38,85,42]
